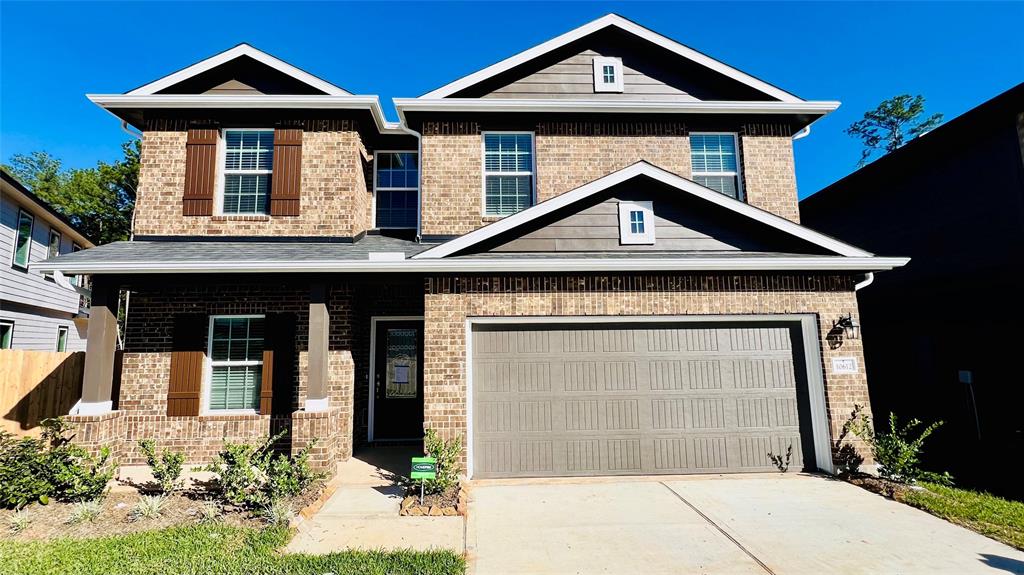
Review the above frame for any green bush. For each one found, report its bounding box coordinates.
[204,432,323,508]
[847,407,952,485]
[138,439,185,494]
[0,418,114,509]
[422,428,461,495]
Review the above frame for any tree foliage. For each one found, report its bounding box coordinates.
[845,94,944,166]
[3,140,139,244]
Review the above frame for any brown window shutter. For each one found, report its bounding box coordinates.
[270,128,302,216]
[262,313,296,415]
[166,314,207,416]
[183,128,218,216]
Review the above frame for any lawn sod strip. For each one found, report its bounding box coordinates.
[0,524,466,575]
[900,482,1024,551]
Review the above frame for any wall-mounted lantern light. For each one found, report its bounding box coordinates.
[835,314,861,340]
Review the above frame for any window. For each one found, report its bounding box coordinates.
[0,321,13,349]
[374,151,418,228]
[690,133,743,200]
[48,229,61,259]
[222,130,274,215]
[70,244,82,287]
[11,210,33,269]
[55,326,68,352]
[206,316,265,412]
[618,201,655,245]
[593,56,624,93]
[483,132,535,217]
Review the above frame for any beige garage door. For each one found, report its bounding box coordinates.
[471,322,809,478]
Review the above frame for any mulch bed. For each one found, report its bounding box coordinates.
[845,473,915,500]
[399,485,465,517]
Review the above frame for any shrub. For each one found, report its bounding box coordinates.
[0,418,115,509]
[262,499,294,526]
[846,407,952,485]
[66,500,103,524]
[422,429,461,495]
[196,500,222,524]
[131,494,167,521]
[8,510,31,533]
[138,439,185,494]
[204,432,324,508]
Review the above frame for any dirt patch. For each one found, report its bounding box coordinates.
[845,473,914,500]
[0,483,325,542]
[400,485,463,517]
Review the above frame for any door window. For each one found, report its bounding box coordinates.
[385,328,418,399]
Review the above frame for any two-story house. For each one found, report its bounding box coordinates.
[35,14,907,479]
[2,170,93,351]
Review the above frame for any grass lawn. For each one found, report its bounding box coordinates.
[0,524,465,575]
[900,482,1024,550]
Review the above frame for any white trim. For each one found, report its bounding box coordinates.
[217,128,275,216]
[31,255,910,275]
[304,397,330,412]
[367,315,425,442]
[420,14,803,102]
[480,131,537,217]
[416,162,874,259]
[87,94,406,135]
[463,314,834,479]
[202,314,265,416]
[372,150,419,230]
[395,98,840,122]
[690,132,744,202]
[592,56,624,93]
[617,200,655,245]
[126,43,350,96]
[76,400,113,416]
[11,209,34,270]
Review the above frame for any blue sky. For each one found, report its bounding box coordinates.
[1,1,1021,196]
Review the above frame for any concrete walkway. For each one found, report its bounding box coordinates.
[466,474,1024,575]
[286,445,464,554]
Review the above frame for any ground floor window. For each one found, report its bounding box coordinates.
[206,315,264,412]
[0,321,13,349]
[55,326,68,352]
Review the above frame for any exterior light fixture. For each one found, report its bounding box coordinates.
[835,314,860,340]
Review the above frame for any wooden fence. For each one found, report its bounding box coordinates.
[0,350,84,437]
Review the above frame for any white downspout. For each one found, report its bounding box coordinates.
[118,120,142,351]
[855,272,874,291]
[792,125,811,141]
[399,123,423,242]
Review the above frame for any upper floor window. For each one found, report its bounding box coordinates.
[11,209,34,269]
[690,133,743,200]
[55,326,69,352]
[48,229,61,259]
[374,151,418,229]
[593,56,624,93]
[222,129,274,215]
[483,132,535,217]
[618,200,655,245]
[206,315,264,412]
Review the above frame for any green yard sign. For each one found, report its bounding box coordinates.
[411,456,437,480]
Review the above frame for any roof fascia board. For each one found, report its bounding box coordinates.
[126,44,350,96]
[30,256,909,275]
[420,14,802,102]
[87,94,404,134]
[413,162,872,259]
[395,98,839,122]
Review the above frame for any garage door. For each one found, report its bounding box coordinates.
[471,322,810,478]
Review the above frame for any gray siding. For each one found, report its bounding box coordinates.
[485,49,699,101]
[1,191,82,314]
[0,303,86,352]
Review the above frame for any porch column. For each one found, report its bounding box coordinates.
[78,277,118,415]
[306,282,330,411]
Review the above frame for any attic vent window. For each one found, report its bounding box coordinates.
[618,200,655,245]
[593,56,623,93]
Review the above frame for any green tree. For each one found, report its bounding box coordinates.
[3,140,139,244]
[845,94,944,166]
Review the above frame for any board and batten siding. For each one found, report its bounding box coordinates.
[490,193,755,253]
[1,191,83,316]
[483,49,699,101]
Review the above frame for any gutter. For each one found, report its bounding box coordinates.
[30,256,910,275]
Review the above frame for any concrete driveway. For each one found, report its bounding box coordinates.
[466,474,1024,575]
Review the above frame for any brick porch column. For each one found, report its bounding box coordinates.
[78,277,118,415]
[306,282,330,411]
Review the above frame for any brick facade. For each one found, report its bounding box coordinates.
[422,273,873,472]
[134,123,372,238]
[739,123,800,223]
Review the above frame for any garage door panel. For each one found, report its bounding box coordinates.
[472,323,811,478]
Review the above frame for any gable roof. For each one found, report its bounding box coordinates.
[414,162,874,259]
[126,43,350,96]
[1,170,95,247]
[420,13,802,102]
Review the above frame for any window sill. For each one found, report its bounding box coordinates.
[199,411,263,421]
[211,215,271,222]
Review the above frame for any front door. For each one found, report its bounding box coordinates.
[372,319,424,440]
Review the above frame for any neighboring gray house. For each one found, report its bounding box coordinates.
[1,170,94,351]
